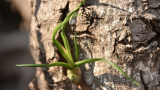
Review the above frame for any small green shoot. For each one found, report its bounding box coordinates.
[16,0,140,86]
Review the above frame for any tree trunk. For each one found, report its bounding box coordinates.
[28,0,160,90]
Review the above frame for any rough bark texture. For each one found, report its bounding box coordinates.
[29,0,160,90]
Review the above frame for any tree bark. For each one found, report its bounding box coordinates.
[28,0,160,90]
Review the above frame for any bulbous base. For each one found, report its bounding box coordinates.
[67,67,82,84]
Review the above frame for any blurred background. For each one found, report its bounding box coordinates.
[0,0,35,90]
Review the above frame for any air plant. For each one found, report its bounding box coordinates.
[17,0,140,86]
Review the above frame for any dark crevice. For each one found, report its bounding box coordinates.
[73,18,93,36]
[36,30,47,64]
[36,30,54,88]
[75,30,92,36]
[150,20,160,33]
[34,0,42,17]
[86,17,94,33]
[140,71,148,90]
[112,39,117,54]
[60,2,69,21]
[117,41,127,45]
[144,19,160,47]
[146,33,160,47]
[73,16,94,36]
[137,18,160,48]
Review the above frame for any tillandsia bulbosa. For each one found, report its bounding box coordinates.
[17,0,140,86]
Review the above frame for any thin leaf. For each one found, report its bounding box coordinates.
[60,14,81,62]
[59,0,85,63]
[74,33,79,61]
[75,58,141,86]
[52,21,74,67]
[16,62,71,69]
[60,31,73,61]
[74,58,102,67]
[101,59,141,86]
[52,14,81,67]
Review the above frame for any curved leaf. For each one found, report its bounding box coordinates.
[57,0,85,66]
[75,58,141,86]
[74,58,102,67]
[60,31,73,61]
[52,21,74,67]
[60,13,82,62]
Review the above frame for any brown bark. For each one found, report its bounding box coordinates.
[29,0,160,90]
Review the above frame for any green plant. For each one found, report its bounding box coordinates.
[17,0,140,86]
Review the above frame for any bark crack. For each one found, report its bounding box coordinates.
[140,70,148,90]
[60,2,69,21]
[36,30,54,88]
[141,19,160,47]
[75,16,93,36]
